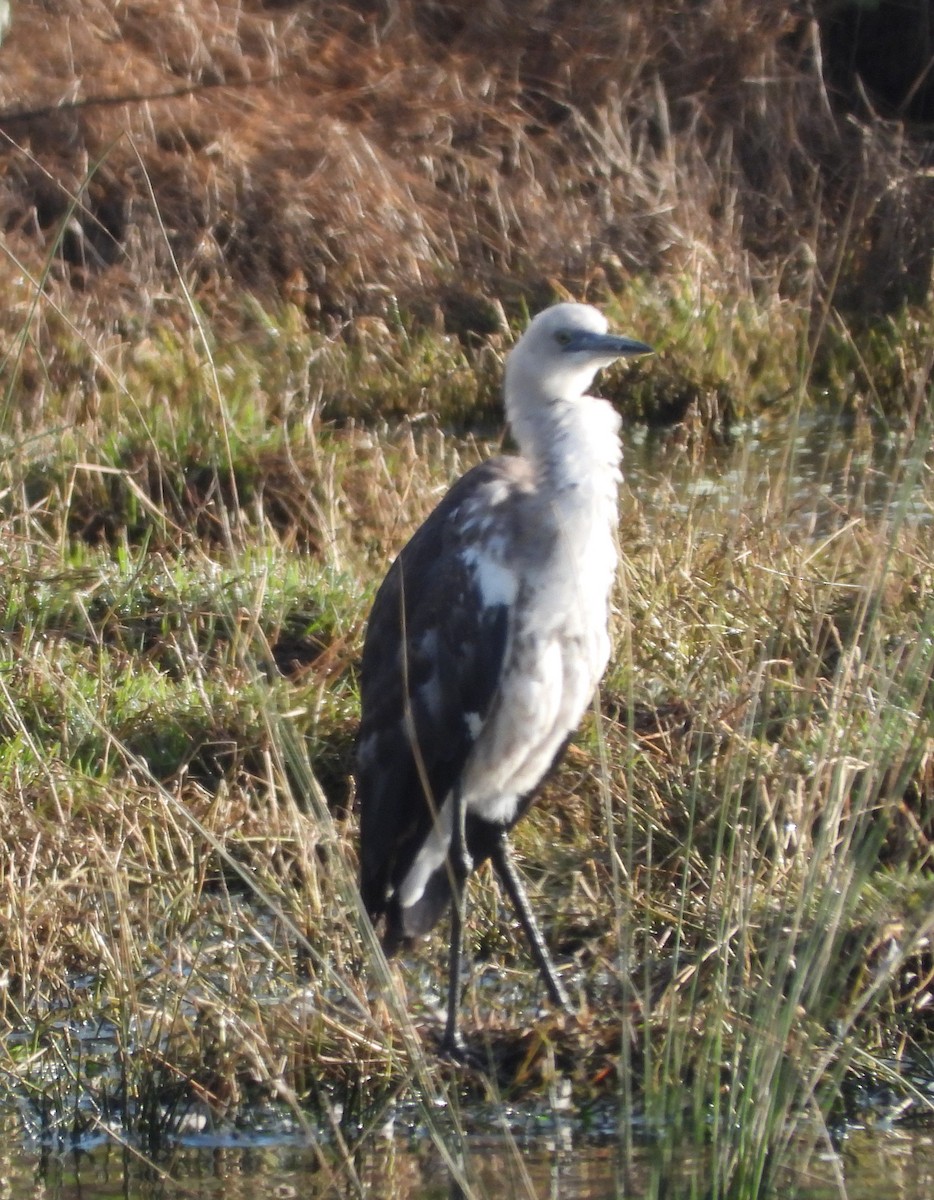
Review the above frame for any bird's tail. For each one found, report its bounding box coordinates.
[378,871,454,954]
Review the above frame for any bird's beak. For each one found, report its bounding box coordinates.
[566,330,653,359]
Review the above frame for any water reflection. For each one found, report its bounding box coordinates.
[621,408,932,540]
[4,1124,934,1200]
[2,408,932,1200]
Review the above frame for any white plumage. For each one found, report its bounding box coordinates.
[356,302,651,1054]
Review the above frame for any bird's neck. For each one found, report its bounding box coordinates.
[510,391,623,508]
[512,390,623,656]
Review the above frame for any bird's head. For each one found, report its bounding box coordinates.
[504,302,652,415]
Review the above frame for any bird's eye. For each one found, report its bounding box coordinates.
[554,330,572,346]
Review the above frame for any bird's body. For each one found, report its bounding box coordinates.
[355,302,651,1052]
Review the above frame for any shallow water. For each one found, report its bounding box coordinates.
[3,408,932,1198]
[620,407,931,540]
[4,1121,934,1199]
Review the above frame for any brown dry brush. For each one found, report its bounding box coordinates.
[0,0,932,342]
[0,0,933,1143]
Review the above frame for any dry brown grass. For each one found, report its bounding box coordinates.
[0,5,933,1187]
[1,0,931,343]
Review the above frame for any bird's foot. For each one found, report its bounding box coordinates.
[438,1029,485,1070]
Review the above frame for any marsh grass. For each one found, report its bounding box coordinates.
[603,404,934,1195]
[1,9,934,1186]
[1,280,932,1199]
[5,2,934,321]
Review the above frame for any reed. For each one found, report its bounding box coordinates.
[0,5,932,1192]
[0,272,931,1196]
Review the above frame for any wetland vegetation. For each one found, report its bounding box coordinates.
[1,2,933,1196]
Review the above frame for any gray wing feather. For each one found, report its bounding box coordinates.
[355,457,532,938]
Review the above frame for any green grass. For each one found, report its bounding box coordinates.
[0,273,932,1198]
[3,4,934,1191]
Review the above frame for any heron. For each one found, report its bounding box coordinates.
[355,302,652,1057]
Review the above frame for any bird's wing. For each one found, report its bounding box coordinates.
[355,456,534,920]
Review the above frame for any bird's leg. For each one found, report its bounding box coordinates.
[490,831,571,1012]
[441,781,473,1059]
